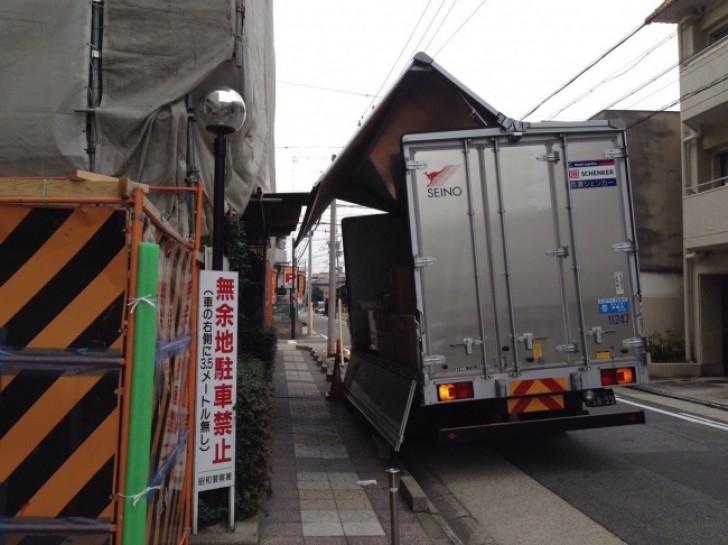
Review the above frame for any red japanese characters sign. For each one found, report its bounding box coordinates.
[194,270,238,493]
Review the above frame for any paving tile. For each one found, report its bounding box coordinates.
[301,510,340,523]
[337,510,379,523]
[297,471,329,481]
[342,521,386,536]
[302,536,348,544]
[299,498,337,510]
[297,480,331,490]
[296,457,355,473]
[299,489,334,501]
[302,521,344,537]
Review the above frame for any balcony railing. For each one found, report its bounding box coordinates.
[685,174,728,195]
[681,38,728,124]
[683,177,728,248]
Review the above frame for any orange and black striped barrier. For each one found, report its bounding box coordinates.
[0,172,202,545]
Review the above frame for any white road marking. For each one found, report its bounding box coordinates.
[616,396,728,431]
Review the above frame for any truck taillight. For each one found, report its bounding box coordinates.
[437,381,474,401]
[600,367,635,386]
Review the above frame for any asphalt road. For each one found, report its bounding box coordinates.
[307,311,351,347]
[401,389,728,545]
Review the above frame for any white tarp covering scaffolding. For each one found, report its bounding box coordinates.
[0,0,275,235]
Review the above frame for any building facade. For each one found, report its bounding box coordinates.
[591,110,684,337]
[650,0,728,375]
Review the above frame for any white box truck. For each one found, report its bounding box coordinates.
[341,121,648,450]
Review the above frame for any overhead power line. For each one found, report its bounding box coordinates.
[544,31,677,120]
[520,21,648,120]
[277,80,382,99]
[359,0,435,122]
[409,0,447,56]
[626,70,728,129]
[596,60,679,113]
[433,0,489,57]
[423,0,457,52]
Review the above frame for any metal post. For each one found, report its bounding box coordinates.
[212,134,226,271]
[386,468,400,545]
[327,201,337,355]
[291,236,297,340]
[308,231,314,337]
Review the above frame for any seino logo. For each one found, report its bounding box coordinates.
[424,164,462,198]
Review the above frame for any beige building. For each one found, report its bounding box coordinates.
[649,0,728,375]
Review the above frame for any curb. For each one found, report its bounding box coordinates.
[630,385,728,412]
[397,449,497,545]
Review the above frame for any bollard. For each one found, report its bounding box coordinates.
[386,468,401,545]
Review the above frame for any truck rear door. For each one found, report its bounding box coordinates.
[404,127,642,379]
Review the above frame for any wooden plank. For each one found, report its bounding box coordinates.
[0,173,148,200]
[0,177,121,200]
[67,169,119,183]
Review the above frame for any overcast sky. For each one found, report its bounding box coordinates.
[272,0,679,273]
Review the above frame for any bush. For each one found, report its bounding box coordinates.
[647,330,686,362]
[234,358,274,518]
[237,327,278,375]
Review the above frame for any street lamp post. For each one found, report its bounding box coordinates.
[197,87,247,270]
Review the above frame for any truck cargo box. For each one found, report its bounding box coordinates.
[342,121,648,450]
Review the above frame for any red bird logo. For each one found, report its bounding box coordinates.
[424,165,458,187]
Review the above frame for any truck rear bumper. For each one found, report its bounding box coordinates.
[439,410,645,443]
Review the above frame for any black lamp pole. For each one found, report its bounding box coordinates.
[197,86,246,271]
[212,134,227,271]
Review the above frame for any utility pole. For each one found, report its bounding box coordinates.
[307,232,313,305]
[327,200,337,355]
[290,236,296,340]
[307,231,314,338]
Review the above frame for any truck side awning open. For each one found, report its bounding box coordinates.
[295,52,517,246]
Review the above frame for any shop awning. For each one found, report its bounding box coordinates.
[295,52,518,246]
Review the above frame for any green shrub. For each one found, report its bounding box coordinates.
[647,330,686,362]
[238,327,278,374]
[234,358,274,518]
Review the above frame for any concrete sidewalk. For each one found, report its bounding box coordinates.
[633,375,728,410]
[258,339,450,545]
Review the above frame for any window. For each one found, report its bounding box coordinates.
[716,150,728,187]
[709,25,728,44]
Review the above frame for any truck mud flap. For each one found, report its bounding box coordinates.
[439,410,645,444]
[343,355,417,452]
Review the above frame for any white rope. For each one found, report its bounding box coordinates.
[127,294,156,314]
[119,485,161,506]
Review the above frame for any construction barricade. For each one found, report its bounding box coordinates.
[0,171,202,545]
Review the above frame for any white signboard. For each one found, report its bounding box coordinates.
[194,270,238,493]
[567,159,617,189]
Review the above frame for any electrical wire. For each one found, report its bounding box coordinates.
[277,80,381,98]
[620,75,678,110]
[359,0,434,122]
[597,60,679,113]
[626,70,728,129]
[544,31,677,120]
[423,0,457,52]
[520,21,648,120]
[409,0,447,56]
[433,0,489,57]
